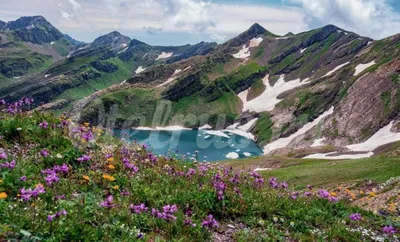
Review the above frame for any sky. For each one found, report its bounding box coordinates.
[0,0,400,45]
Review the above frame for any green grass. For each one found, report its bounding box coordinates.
[260,156,400,189]
[252,112,274,146]
[247,78,265,101]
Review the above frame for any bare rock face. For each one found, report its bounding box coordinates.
[322,60,400,145]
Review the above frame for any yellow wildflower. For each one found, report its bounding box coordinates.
[0,192,7,199]
[83,175,90,181]
[102,174,115,181]
[84,122,90,127]
[0,179,3,183]
[369,192,376,197]
[108,164,115,170]
[107,157,115,163]
[330,192,337,197]
[112,185,119,190]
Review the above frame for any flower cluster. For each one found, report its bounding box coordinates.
[1,160,16,170]
[130,203,148,214]
[151,205,178,222]
[100,195,116,209]
[201,215,219,229]
[122,158,139,173]
[349,213,362,221]
[41,164,69,186]
[47,210,67,222]
[77,154,91,163]
[20,184,46,202]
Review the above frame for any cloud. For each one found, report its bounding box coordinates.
[143,0,216,32]
[289,0,400,39]
[142,26,163,35]
[59,0,82,20]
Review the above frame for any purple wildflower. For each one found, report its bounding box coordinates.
[0,99,5,105]
[44,171,60,186]
[20,176,27,182]
[100,195,116,209]
[82,131,94,141]
[349,213,362,221]
[186,168,197,177]
[269,177,279,188]
[184,218,197,227]
[39,121,49,129]
[120,190,130,196]
[382,225,397,235]
[130,203,148,214]
[202,215,219,229]
[281,181,288,189]
[77,154,91,163]
[151,204,178,221]
[304,191,312,197]
[1,160,16,170]
[136,233,144,239]
[0,152,7,159]
[20,184,45,202]
[47,214,56,222]
[317,189,330,198]
[40,149,49,157]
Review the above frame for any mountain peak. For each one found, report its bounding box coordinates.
[4,15,64,44]
[92,31,131,48]
[246,23,267,35]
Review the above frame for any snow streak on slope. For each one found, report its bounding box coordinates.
[156,52,173,60]
[353,61,375,76]
[157,69,182,87]
[225,118,258,140]
[135,66,146,74]
[322,62,350,77]
[263,107,334,154]
[241,74,310,113]
[232,37,263,59]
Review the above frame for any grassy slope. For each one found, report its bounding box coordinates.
[0,106,399,241]
[224,156,400,189]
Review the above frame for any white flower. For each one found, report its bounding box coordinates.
[56,154,63,159]
[16,127,22,131]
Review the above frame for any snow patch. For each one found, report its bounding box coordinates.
[242,74,310,113]
[303,152,374,160]
[304,121,400,159]
[275,37,289,40]
[135,66,146,74]
[45,74,50,78]
[264,107,334,154]
[13,76,21,79]
[347,121,400,152]
[118,47,128,54]
[225,118,258,140]
[238,89,249,105]
[121,43,127,47]
[243,152,252,157]
[300,47,308,54]
[367,41,373,45]
[199,124,212,130]
[204,130,230,139]
[134,126,191,131]
[353,61,375,76]
[232,37,263,59]
[249,37,263,47]
[322,62,350,77]
[51,42,55,45]
[156,52,173,60]
[225,152,239,159]
[254,167,273,171]
[157,69,182,87]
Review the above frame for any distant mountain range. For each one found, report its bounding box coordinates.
[0,15,399,159]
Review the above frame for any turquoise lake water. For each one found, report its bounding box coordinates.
[114,129,263,161]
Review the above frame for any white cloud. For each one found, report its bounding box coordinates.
[290,0,400,39]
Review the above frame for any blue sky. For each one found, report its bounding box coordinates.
[1,0,400,45]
